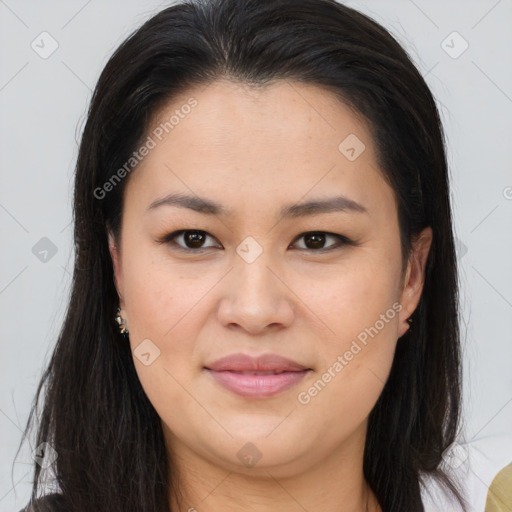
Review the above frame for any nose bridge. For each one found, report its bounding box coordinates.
[217,238,294,332]
[233,238,279,301]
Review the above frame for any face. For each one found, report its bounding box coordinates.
[109,79,432,480]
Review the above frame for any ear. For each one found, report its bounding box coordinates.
[397,226,433,337]
[108,230,125,308]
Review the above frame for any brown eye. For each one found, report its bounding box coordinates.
[303,232,327,250]
[158,230,221,251]
[292,231,351,252]
[181,231,207,249]
[157,229,352,253]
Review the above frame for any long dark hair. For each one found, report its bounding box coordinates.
[17,0,465,510]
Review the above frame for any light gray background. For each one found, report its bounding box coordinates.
[1,1,511,511]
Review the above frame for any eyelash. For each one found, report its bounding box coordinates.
[156,230,354,253]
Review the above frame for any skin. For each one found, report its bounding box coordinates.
[109,79,432,512]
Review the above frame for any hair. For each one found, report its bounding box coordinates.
[16,0,466,511]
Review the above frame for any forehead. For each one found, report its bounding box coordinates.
[126,79,396,222]
[150,79,370,154]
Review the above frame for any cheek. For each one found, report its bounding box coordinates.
[121,248,205,421]
[296,311,398,437]
[306,254,400,339]
[120,241,216,385]
[121,238,195,335]
[297,259,400,414]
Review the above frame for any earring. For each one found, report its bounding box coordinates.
[115,306,129,335]
[407,316,413,324]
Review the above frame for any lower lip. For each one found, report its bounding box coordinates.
[205,369,310,398]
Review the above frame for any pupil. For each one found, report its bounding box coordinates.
[306,232,325,249]
[186,231,204,248]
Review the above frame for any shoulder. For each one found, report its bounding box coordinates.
[17,493,70,512]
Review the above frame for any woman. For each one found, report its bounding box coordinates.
[17,0,466,510]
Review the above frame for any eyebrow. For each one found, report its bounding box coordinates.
[146,192,368,219]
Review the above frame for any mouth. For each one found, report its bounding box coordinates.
[215,370,299,375]
[204,352,312,398]
[204,368,311,398]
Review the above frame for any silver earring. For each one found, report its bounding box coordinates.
[115,307,129,335]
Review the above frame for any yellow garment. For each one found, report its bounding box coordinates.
[485,463,512,512]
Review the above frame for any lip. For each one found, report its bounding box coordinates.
[204,353,311,399]
[205,353,309,372]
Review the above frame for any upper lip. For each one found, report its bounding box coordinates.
[205,353,310,372]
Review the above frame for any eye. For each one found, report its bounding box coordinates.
[290,231,352,252]
[157,229,352,253]
[157,230,221,252]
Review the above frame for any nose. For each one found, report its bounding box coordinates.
[217,252,295,335]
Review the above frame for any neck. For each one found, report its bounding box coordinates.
[165,424,381,512]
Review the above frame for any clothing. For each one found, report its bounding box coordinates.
[422,434,512,512]
[484,463,512,512]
